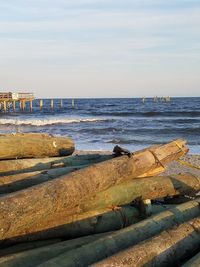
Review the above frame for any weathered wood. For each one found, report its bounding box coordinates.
[33,199,200,267]
[0,233,109,267]
[0,140,188,241]
[0,165,165,194]
[80,173,200,213]
[0,239,61,257]
[0,154,113,176]
[182,252,200,267]
[0,133,75,159]
[22,173,200,237]
[0,165,89,193]
[0,206,142,245]
[94,217,200,267]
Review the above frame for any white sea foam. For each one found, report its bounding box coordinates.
[0,117,107,126]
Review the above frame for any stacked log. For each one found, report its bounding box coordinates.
[31,199,200,267]
[0,139,189,242]
[0,137,199,267]
[93,217,200,267]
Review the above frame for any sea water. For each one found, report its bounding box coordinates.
[0,97,199,154]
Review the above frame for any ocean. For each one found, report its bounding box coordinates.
[0,97,199,154]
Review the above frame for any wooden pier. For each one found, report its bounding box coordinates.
[0,92,72,113]
[0,92,34,113]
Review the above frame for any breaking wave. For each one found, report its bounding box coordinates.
[0,117,109,126]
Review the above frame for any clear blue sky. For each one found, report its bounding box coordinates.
[0,0,199,97]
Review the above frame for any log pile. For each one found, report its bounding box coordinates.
[0,135,199,267]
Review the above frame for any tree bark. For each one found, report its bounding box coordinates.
[93,217,200,267]
[31,199,200,267]
[80,173,200,213]
[0,133,75,159]
[0,139,188,241]
[0,165,88,193]
[0,154,113,176]
[0,233,108,267]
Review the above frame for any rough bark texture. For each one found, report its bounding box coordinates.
[0,165,89,193]
[22,173,200,237]
[0,133,75,159]
[0,140,188,241]
[0,165,165,194]
[32,199,200,267]
[94,217,200,267]
[0,239,62,257]
[182,252,200,267]
[1,205,154,246]
[0,154,113,176]
[0,233,109,267]
[80,173,200,213]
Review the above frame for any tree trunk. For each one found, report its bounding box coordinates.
[31,199,200,267]
[80,173,200,213]
[93,217,200,267]
[0,165,89,194]
[0,139,188,241]
[0,165,165,194]
[0,133,75,159]
[0,154,113,176]
[0,233,109,267]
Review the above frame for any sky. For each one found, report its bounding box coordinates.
[0,0,199,98]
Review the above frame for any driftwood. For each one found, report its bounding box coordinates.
[0,165,165,194]
[182,251,200,267]
[0,154,113,176]
[0,239,62,257]
[0,139,188,241]
[0,133,75,159]
[0,165,89,193]
[80,173,200,213]
[94,217,200,267]
[0,206,141,245]
[20,173,200,237]
[31,199,200,267]
[0,233,109,267]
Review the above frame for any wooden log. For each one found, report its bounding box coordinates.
[93,217,200,267]
[0,154,113,176]
[182,252,200,267]
[0,239,61,257]
[0,133,75,159]
[0,164,165,194]
[0,140,188,241]
[0,233,109,267]
[32,199,200,267]
[2,204,173,245]
[0,165,89,193]
[1,206,142,245]
[80,173,200,214]
[21,173,200,237]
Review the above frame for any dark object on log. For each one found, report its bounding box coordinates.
[0,133,75,159]
[94,217,200,267]
[32,199,200,267]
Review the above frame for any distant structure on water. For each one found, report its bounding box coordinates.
[0,92,34,112]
